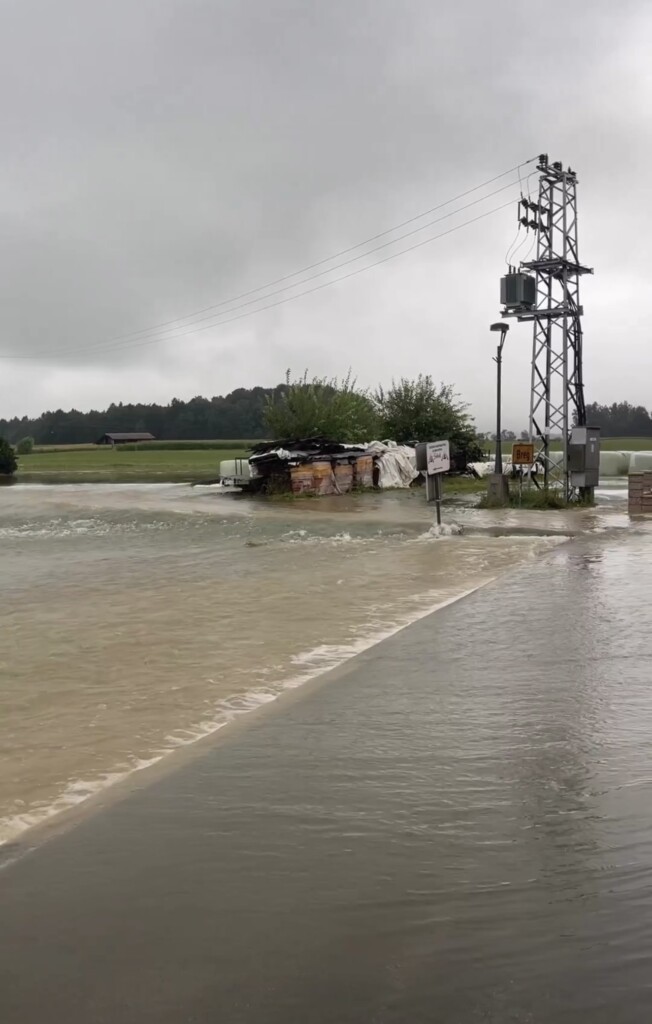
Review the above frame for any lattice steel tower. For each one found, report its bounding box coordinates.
[501,154,593,497]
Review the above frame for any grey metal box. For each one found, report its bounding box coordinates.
[415,442,428,473]
[569,425,600,488]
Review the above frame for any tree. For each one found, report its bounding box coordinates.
[584,401,652,437]
[0,437,17,475]
[15,436,34,455]
[264,371,379,442]
[375,376,484,463]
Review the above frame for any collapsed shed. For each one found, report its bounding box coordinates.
[220,437,419,494]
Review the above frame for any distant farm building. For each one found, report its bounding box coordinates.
[95,432,156,446]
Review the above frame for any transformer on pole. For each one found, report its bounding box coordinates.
[500,154,595,499]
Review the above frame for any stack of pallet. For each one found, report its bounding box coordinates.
[628,472,652,514]
[289,454,373,496]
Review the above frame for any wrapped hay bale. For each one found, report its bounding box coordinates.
[600,451,630,477]
[629,452,652,474]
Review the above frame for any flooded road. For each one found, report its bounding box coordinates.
[2,503,652,1022]
[0,482,607,845]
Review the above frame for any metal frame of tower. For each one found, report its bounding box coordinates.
[502,154,593,498]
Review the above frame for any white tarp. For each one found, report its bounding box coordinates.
[366,440,419,489]
[469,461,498,477]
[468,459,517,477]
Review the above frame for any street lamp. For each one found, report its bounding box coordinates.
[490,322,510,475]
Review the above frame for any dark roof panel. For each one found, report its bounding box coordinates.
[97,432,156,442]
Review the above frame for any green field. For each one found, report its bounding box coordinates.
[16,446,248,483]
[12,443,487,491]
[32,439,258,453]
[12,435,651,486]
[589,437,652,451]
[486,437,652,454]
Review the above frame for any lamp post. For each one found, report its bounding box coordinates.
[490,322,510,474]
[485,321,510,507]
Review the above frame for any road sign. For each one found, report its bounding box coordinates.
[426,440,451,475]
[512,442,535,466]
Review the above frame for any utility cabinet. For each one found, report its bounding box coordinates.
[569,426,600,488]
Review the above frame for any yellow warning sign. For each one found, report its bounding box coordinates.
[512,442,535,466]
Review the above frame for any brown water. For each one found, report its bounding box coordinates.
[0,483,626,845]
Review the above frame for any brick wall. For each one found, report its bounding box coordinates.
[628,473,652,514]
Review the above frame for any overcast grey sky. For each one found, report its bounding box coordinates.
[0,0,648,428]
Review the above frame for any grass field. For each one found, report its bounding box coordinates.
[31,440,258,454]
[485,437,652,454]
[12,436,651,485]
[13,443,488,490]
[587,437,652,451]
[16,446,248,483]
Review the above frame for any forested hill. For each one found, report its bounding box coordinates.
[0,388,280,444]
[3,392,652,446]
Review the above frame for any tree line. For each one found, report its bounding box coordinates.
[3,388,649,453]
[0,388,278,445]
[0,373,484,465]
[584,402,652,437]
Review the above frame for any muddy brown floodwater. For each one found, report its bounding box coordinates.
[0,482,625,846]
[1,479,651,1022]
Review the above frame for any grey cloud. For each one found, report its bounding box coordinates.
[0,0,648,426]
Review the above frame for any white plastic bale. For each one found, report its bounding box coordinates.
[629,452,652,473]
[219,459,251,479]
[599,451,630,477]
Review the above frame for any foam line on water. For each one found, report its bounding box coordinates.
[1,533,569,848]
[0,757,164,852]
[0,578,496,849]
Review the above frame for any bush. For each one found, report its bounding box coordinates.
[375,376,484,464]
[265,371,379,442]
[0,437,18,475]
[16,436,34,455]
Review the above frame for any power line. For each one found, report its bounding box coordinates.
[18,178,521,362]
[94,158,536,336]
[13,197,515,361]
[0,157,537,362]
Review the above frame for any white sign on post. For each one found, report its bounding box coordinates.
[426,440,451,476]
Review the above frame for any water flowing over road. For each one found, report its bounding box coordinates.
[2,482,652,1021]
[1,482,582,845]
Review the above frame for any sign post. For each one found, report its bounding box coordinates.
[511,442,535,466]
[511,442,535,506]
[425,440,451,525]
